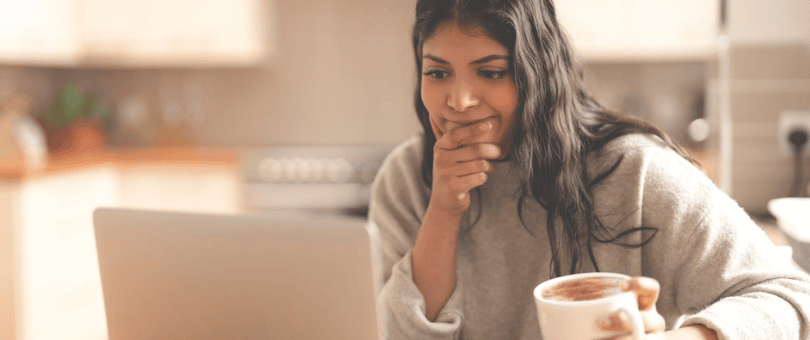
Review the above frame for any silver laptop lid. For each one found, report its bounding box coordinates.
[93,208,381,340]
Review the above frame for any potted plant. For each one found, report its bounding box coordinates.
[41,83,112,155]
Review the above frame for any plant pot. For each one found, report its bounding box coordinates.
[65,118,106,153]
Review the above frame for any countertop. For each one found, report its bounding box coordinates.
[0,146,241,180]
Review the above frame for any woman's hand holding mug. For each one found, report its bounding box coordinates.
[597,277,666,340]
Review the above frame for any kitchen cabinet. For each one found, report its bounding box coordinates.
[113,146,243,213]
[0,0,271,67]
[118,163,242,214]
[0,148,242,340]
[77,0,271,67]
[1,166,119,340]
[555,0,720,62]
[0,0,81,66]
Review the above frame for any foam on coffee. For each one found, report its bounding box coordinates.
[541,276,626,302]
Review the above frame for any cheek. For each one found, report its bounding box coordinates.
[489,87,518,127]
[421,81,445,136]
[489,85,518,115]
[421,81,443,114]
[490,85,519,148]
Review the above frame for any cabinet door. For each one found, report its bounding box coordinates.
[0,182,20,340]
[0,0,80,66]
[78,0,269,66]
[18,167,119,340]
[118,163,242,214]
[555,0,720,61]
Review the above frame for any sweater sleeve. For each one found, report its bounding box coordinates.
[632,138,810,340]
[368,136,465,340]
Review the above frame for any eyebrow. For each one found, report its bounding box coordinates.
[423,54,509,65]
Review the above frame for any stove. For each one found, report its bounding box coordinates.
[241,145,396,217]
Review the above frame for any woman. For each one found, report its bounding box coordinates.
[368,0,810,339]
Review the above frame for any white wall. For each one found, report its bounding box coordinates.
[233,0,420,146]
[725,0,810,212]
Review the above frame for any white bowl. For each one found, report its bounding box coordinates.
[768,198,810,272]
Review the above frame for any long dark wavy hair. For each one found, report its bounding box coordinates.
[412,0,696,277]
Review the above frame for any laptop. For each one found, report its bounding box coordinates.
[93,207,382,340]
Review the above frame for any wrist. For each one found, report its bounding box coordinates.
[412,201,463,322]
[424,202,464,236]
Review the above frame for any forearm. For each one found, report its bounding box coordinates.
[663,325,718,340]
[411,206,461,322]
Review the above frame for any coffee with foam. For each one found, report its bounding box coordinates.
[541,276,626,302]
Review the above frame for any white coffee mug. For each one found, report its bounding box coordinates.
[533,272,644,340]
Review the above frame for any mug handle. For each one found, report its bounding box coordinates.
[616,306,645,340]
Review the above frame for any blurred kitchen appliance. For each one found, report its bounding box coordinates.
[0,94,47,171]
[241,145,395,217]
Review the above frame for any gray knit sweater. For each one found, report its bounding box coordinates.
[368,133,810,340]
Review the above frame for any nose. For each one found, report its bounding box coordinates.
[447,80,479,112]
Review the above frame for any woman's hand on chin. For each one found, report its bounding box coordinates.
[429,120,500,217]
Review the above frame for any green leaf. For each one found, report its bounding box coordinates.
[45,83,89,129]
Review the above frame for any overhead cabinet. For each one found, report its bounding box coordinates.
[555,0,721,62]
[0,0,271,67]
[0,0,81,66]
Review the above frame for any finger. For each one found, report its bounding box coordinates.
[436,172,489,204]
[597,309,633,333]
[446,159,494,177]
[435,143,502,164]
[641,307,666,334]
[452,172,489,195]
[597,308,666,335]
[623,277,660,311]
[435,121,492,150]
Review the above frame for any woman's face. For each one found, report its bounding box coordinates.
[420,21,518,155]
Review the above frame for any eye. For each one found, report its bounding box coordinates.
[423,70,450,80]
[479,70,509,80]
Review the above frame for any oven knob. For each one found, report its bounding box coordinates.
[278,158,292,182]
[258,158,284,182]
[307,158,325,182]
[326,158,354,183]
[292,158,310,182]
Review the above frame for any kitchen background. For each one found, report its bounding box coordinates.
[1,0,809,339]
